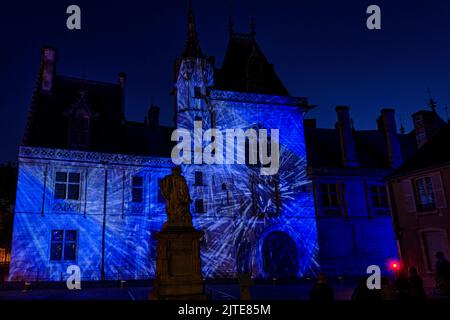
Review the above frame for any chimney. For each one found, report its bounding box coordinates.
[118,72,126,89]
[41,47,57,92]
[377,109,402,168]
[118,72,126,121]
[335,106,358,167]
[148,105,160,129]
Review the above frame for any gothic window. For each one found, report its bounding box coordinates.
[132,176,144,203]
[54,172,80,200]
[50,230,77,261]
[194,199,205,213]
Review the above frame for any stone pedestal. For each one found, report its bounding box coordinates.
[149,226,206,300]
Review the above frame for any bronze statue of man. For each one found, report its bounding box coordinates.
[160,166,193,228]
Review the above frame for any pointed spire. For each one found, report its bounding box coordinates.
[228,15,234,35]
[427,89,437,112]
[183,0,203,58]
[250,16,256,37]
[399,117,406,134]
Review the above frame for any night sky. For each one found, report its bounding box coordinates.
[1,0,450,163]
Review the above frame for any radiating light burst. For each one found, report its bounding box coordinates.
[176,58,319,278]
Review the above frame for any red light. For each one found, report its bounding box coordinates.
[390,261,400,271]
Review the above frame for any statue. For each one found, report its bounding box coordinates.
[150,166,205,299]
[160,166,193,228]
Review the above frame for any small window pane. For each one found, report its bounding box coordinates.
[50,243,63,261]
[65,230,77,242]
[133,176,143,187]
[55,183,66,199]
[132,188,143,203]
[64,243,77,261]
[330,194,339,207]
[321,194,330,207]
[67,184,80,200]
[194,171,203,186]
[68,172,80,183]
[51,230,64,242]
[195,199,204,213]
[55,172,67,183]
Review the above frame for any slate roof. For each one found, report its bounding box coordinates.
[24,75,124,153]
[389,122,450,177]
[215,33,289,96]
[23,75,174,158]
[304,127,417,169]
[124,121,174,158]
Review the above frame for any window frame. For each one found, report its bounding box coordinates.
[368,184,390,216]
[49,229,78,262]
[414,176,436,212]
[54,171,81,201]
[318,183,342,217]
[131,175,144,203]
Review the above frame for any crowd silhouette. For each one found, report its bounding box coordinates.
[310,251,450,302]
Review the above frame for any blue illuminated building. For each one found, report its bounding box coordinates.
[8,4,415,282]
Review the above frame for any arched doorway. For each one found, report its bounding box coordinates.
[262,231,298,278]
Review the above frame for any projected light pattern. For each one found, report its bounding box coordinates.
[9,56,319,281]
[175,58,319,278]
[9,149,172,281]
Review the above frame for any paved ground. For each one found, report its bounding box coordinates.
[0,281,356,300]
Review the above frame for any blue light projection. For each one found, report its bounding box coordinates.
[8,56,319,282]
[9,149,172,281]
[175,57,319,278]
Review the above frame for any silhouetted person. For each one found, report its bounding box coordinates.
[394,269,411,300]
[351,277,380,301]
[408,267,426,300]
[379,277,397,300]
[238,273,253,300]
[435,251,450,295]
[310,273,334,302]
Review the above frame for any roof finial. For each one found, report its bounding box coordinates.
[228,15,234,35]
[183,0,203,58]
[399,117,405,134]
[427,88,437,112]
[250,16,256,37]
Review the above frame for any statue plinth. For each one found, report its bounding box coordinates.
[149,226,206,300]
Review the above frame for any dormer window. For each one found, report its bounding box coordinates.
[65,91,96,149]
[70,114,90,148]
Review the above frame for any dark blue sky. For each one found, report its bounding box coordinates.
[1,0,450,163]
